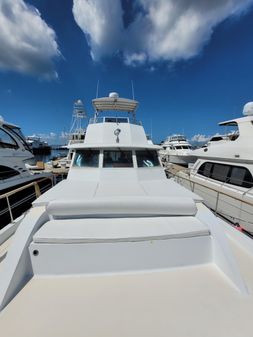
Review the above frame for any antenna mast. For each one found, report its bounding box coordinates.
[131,80,135,100]
[96,80,100,98]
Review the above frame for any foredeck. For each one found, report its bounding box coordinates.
[1,243,253,337]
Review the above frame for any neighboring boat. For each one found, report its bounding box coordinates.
[160,134,195,166]
[26,135,51,154]
[56,99,87,169]
[2,94,253,337]
[172,102,253,234]
[0,117,53,228]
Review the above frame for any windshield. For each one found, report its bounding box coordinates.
[73,150,99,167]
[136,150,160,167]
[4,126,31,152]
[103,150,133,168]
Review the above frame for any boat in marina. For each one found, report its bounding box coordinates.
[2,94,253,336]
[0,117,53,228]
[160,134,195,166]
[26,135,51,154]
[54,99,87,169]
[171,102,253,234]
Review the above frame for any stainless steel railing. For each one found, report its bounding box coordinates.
[0,177,54,223]
[170,170,253,226]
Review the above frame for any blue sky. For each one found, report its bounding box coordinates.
[0,0,253,144]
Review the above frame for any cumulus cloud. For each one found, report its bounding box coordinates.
[0,0,61,78]
[29,132,68,145]
[73,0,124,60]
[191,134,211,143]
[191,132,224,144]
[73,0,253,66]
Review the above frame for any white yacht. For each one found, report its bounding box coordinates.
[0,117,53,228]
[173,102,253,234]
[26,136,51,154]
[160,134,194,166]
[2,94,253,337]
[0,117,51,191]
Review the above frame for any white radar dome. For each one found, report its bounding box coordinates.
[109,92,119,98]
[243,102,253,116]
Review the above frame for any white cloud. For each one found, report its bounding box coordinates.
[60,131,69,140]
[29,132,68,145]
[191,134,210,143]
[73,0,253,66]
[0,0,61,78]
[73,0,124,60]
[191,132,223,143]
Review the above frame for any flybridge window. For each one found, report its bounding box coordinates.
[104,117,128,123]
[197,162,253,188]
[73,150,99,167]
[0,129,18,149]
[136,150,160,167]
[103,150,133,168]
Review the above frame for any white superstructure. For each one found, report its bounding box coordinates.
[2,95,253,337]
[160,134,194,166]
[174,102,253,233]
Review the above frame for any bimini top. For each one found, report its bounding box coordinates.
[92,92,138,114]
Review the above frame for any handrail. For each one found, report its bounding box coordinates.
[0,176,54,223]
[171,171,253,208]
[0,177,53,200]
[170,170,253,229]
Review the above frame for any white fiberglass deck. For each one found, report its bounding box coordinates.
[33,178,202,206]
[1,244,253,337]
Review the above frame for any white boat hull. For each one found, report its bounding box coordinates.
[168,154,196,166]
[174,172,253,234]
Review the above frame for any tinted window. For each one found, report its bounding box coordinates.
[0,129,18,149]
[103,151,133,168]
[0,166,19,180]
[211,164,230,182]
[136,150,160,167]
[104,117,128,123]
[198,162,253,189]
[4,126,31,151]
[73,150,99,167]
[198,162,213,177]
[229,167,253,188]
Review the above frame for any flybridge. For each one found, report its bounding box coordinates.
[92,92,138,115]
[91,92,140,125]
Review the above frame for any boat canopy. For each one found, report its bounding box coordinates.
[92,97,138,114]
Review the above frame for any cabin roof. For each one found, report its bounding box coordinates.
[92,97,138,113]
[68,143,161,150]
[219,115,253,126]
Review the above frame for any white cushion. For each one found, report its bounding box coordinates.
[46,196,197,219]
[33,216,209,244]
